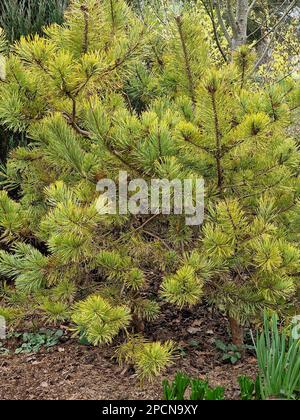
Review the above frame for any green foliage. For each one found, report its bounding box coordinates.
[163,372,190,400]
[238,375,261,401]
[0,28,8,55]
[0,243,48,293]
[116,335,176,381]
[96,250,145,290]
[51,279,77,304]
[255,313,300,400]
[0,0,68,160]
[161,265,204,308]
[190,379,225,401]
[38,297,71,324]
[163,372,225,400]
[237,313,300,401]
[72,295,131,345]
[215,339,242,365]
[0,28,7,84]
[0,305,23,325]
[0,342,10,355]
[135,341,175,381]
[0,191,29,242]
[14,329,64,354]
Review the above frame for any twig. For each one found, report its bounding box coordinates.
[214,0,232,46]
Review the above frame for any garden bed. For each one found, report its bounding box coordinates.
[0,306,257,400]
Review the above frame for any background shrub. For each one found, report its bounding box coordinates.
[0,0,68,43]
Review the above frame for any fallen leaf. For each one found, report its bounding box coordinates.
[187,327,201,335]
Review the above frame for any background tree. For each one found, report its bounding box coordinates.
[200,0,300,66]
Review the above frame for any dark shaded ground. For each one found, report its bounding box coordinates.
[0,305,258,400]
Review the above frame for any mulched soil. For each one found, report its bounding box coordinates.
[0,304,258,400]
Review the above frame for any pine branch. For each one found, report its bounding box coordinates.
[100,32,145,77]
[62,111,91,138]
[86,99,143,177]
[175,15,196,109]
[183,137,214,155]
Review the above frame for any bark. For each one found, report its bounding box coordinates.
[132,314,145,333]
[210,90,223,194]
[0,127,8,162]
[81,4,89,54]
[212,0,297,64]
[228,316,245,353]
[232,0,249,51]
[213,1,249,52]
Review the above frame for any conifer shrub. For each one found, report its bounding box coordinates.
[0,0,299,377]
[116,335,175,381]
[0,1,69,161]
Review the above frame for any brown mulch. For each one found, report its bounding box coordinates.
[0,305,258,400]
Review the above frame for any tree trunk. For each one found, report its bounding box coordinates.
[132,314,145,333]
[232,0,249,51]
[228,316,244,353]
[0,126,8,163]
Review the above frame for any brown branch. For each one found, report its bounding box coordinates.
[109,0,116,32]
[214,0,232,46]
[200,0,228,62]
[182,136,214,155]
[81,4,89,54]
[210,89,223,194]
[62,111,91,137]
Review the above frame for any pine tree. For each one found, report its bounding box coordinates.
[0,0,299,370]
